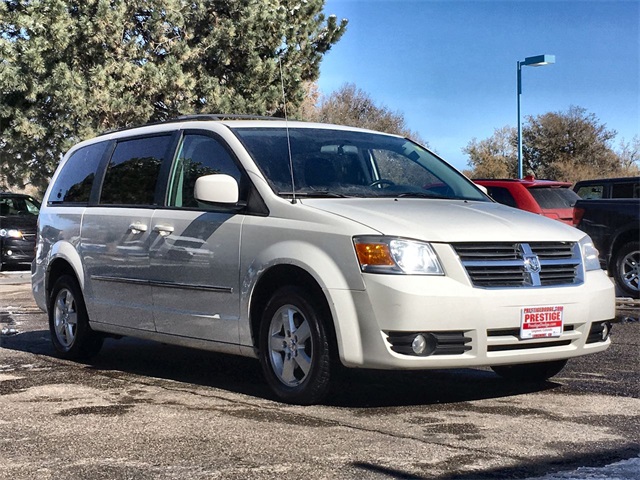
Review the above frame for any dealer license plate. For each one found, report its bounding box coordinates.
[520,305,564,339]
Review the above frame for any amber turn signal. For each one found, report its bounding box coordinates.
[355,242,395,267]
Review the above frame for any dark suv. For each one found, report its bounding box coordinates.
[0,192,40,270]
[573,176,639,200]
[474,176,581,225]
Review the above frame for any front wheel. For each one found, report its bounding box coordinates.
[491,359,568,382]
[259,286,332,405]
[49,275,103,360]
[613,241,639,298]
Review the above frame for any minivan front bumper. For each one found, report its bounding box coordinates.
[330,269,615,369]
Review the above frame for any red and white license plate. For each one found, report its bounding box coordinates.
[520,305,564,339]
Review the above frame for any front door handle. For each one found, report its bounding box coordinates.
[128,222,148,235]
[153,225,174,237]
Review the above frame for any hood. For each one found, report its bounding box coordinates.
[300,198,583,243]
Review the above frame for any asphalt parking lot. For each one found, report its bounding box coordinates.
[0,267,638,479]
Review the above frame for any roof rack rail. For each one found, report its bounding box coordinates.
[98,113,282,136]
[174,114,281,121]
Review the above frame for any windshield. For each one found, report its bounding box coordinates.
[0,196,40,216]
[233,127,488,201]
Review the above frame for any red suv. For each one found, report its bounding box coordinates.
[474,176,581,225]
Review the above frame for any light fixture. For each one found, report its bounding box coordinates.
[517,54,555,179]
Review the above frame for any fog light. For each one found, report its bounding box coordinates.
[412,334,428,355]
[602,322,611,341]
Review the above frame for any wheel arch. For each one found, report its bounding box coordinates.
[607,227,639,272]
[45,241,86,304]
[249,264,339,360]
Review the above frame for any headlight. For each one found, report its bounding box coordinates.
[0,228,23,239]
[579,236,601,271]
[353,236,444,275]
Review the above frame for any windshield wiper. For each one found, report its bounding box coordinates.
[279,191,350,198]
[394,192,451,199]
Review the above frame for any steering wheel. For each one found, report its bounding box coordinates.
[369,179,396,188]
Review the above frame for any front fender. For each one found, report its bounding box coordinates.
[239,236,366,364]
[243,239,363,294]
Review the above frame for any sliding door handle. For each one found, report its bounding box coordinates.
[153,225,174,237]
[128,222,148,234]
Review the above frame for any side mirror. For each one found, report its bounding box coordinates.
[194,174,239,205]
[475,184,488,195]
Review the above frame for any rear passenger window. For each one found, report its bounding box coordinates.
[575,185,603,199]
[100,135,172,206]
[49,142,108,204]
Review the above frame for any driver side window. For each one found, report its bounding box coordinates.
[168,134,244,208]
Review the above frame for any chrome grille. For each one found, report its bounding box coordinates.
[453,242,581,288]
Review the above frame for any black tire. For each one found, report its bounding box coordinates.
[49,275,103,360]
[258,286,332,405]
[612,241,639,298]
[491,359,568,382]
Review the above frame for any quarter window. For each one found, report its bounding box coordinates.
[49,142,108,204]
[486,187,517,208]
[100,136,172,206]
[611,182,637,199]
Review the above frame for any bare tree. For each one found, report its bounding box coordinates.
[464,106,633,182]
[309,83,426,145]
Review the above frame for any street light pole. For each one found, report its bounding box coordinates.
[517,54,555,179]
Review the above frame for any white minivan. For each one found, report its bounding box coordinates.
[32,115,615,404]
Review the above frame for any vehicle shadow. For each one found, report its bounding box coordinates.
[0,263,32,273]
[2,329,559,408]
[326,366,559,408]
[352,444,640,480]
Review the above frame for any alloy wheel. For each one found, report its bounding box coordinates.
[53,288,78,349]
[268,304,313,387]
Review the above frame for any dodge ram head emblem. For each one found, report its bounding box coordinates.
[523,254,542,274]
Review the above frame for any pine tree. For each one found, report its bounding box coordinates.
[0,0,347,191]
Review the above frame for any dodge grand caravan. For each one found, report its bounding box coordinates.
[32,115,615,404]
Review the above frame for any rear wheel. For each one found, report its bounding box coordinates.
[49,275,103,360]
[613,241,639,298]
[491,359,568,382]
[259,286,331,405]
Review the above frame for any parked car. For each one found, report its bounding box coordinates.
[32,116,614,404]
[473,176,581,225]
[573,198,640,298]
[0,192,40,270]
[573,176,639,200]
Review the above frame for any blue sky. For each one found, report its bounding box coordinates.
[317,0,640,172]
